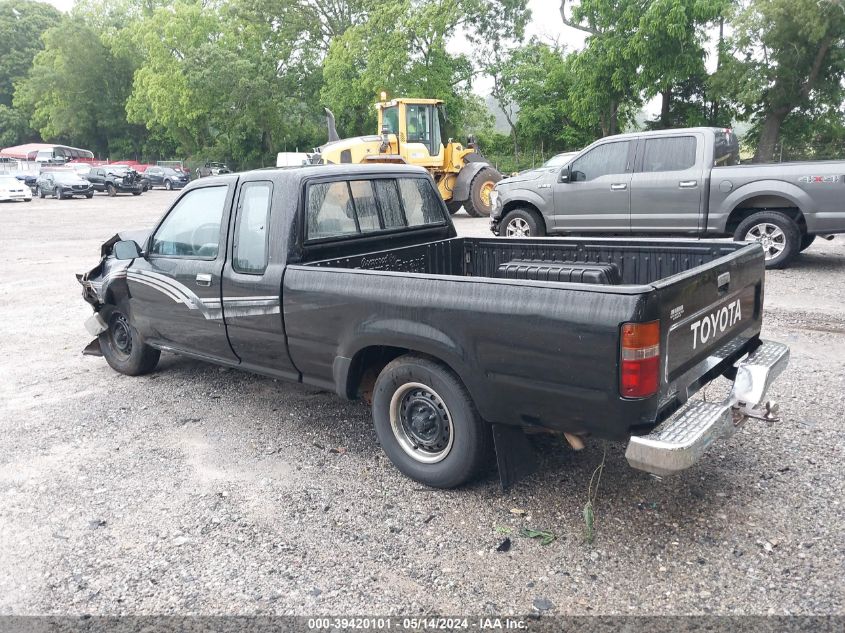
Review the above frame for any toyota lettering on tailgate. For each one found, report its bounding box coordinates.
[690,300,742,350]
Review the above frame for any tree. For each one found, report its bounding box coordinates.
[14,16,144,156]
[321,0,529,138]
[631,0,729,128]
[559,0,642,135]
[725,0,845,162]
[0,0,60,107]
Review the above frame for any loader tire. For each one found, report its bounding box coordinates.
[465,167,501,218]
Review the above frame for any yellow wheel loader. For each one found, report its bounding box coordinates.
[313,97,502,217]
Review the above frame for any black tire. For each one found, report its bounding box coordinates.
[800,234,816,252]
[446,200,462,215]
[734,210,801,270]
[132,191,142,196]
[86,193,93,199]
[37,186,45,199]
[165,180,173,191]
[54,187,63,200]
[372,355,493,488]
[98,307,160,376]
[465,166,502,218]
[107,183,117,197]
[500,207,545,238]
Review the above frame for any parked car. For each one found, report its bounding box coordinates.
[196,161,231,178]
[86,165,144,196]
[144,166,190,190]
[0,175,32,202]
[79,164,788,488]
[35,171,93,199]
[14,173,37,193]
[157,160,189,177]
[491,127,845,268]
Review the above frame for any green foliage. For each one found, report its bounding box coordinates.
[0,0,60,106]
[321,0,529,138]
[7,0,844,169]
[723,0,845,162]
[14,16,144,156]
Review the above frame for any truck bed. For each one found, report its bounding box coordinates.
[286,236,764,440]
[307,236,749,286]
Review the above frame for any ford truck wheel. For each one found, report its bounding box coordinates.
[734,211,800,269]
[502,208,545,238]
[372,355,492,488]
[107,183,117,197]
[99,308,160,376]
[466,167,501,218]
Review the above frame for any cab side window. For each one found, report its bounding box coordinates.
[233,182,272,274]
[150,186,228,258]
[570,141,630,182]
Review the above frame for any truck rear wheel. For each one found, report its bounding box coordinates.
[98,308,160,376]
[465,167,501,218]
[501,208,545,238]
[372,355,492,488]
[734,211,800,269]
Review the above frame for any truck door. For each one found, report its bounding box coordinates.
[629,133,704,233]
[552,139,634,232]
[126,180,239,362]
[220,178,300,381]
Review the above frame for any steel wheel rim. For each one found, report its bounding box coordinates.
[506,217,530,237]
[389,382,454,464]
[479,181,496,208]
[745,223,786,260]
[110,314,133,359]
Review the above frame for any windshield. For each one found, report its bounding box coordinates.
[543,152,577,167]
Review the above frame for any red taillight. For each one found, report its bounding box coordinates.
[620,320,661,398]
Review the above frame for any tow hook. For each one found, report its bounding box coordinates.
[733,400,780,426]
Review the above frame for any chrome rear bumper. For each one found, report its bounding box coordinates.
[625,340,789,476]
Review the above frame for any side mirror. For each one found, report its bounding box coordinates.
[113,240,142,260]
[559,166,571,183]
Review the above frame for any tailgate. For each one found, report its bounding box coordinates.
[652,244,764,386]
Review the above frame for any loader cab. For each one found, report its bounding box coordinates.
[377,99,445,166]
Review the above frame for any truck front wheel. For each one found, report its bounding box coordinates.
[465,167,501,218]
[501,208,545,238]
[372,355,492,488]
[99,308,160,376]
[734,211,800,269]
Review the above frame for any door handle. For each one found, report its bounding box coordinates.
[679,180,698,188]
[195,273,212,287]
[610,183,627,191]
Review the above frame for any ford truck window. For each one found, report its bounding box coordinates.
[233,182,272,274]
[349,180,381,232]
[570,141,630,181]
[641,136,697,172]
[307,181,358,240]
[150,186,227,258]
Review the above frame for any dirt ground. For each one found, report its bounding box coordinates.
[0,189,842,616]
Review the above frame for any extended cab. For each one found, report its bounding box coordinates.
[491,127,845,268]
[79,165,789,488]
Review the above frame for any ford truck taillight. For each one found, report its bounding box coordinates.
[620,320,660,398]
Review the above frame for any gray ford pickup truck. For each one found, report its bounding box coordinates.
[490,127,845,269]
[79,164,788,488]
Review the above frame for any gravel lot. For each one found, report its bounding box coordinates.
[0,189,843,617]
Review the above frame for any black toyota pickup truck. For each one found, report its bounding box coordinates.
[79,164,789,488]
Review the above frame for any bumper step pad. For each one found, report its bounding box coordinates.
[625,340,789,476]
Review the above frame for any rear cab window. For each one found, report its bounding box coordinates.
[305,175,446,243]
